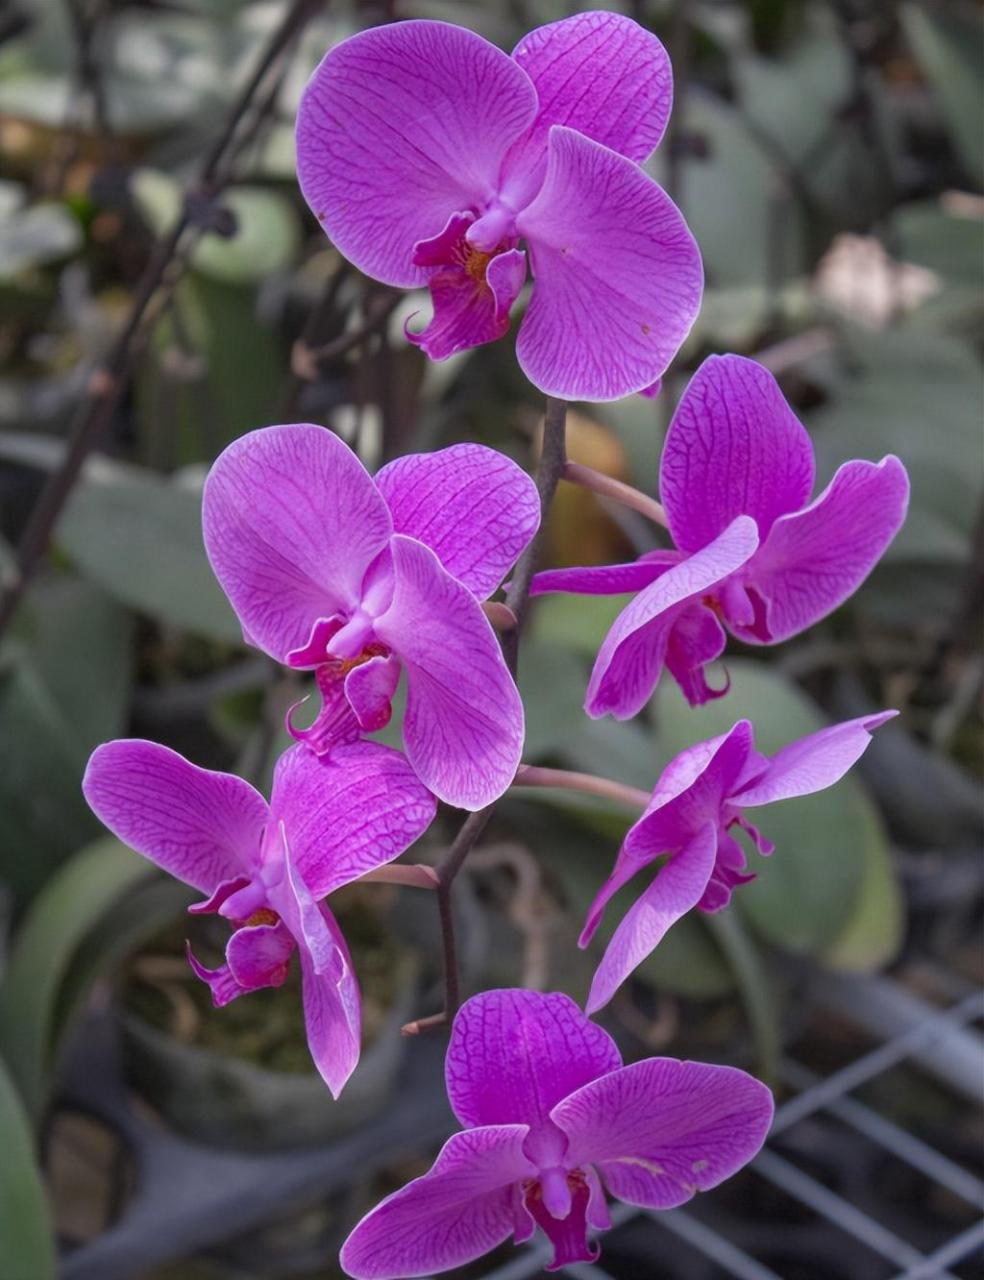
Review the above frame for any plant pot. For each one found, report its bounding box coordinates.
[119,895,419,1152]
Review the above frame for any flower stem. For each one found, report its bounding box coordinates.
[423,396,568,1030]
[563,460,668,529]
[513,764,650,810]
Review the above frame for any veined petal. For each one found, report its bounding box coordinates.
[299,905,361,1099]
[375,444,540,599]
[407,237,526,361]
[738,455,909,644]
[340,1126,535,1279]
[664,604,729,707]
[731,711,897,809]
[503,12,672,208]
[660,355,815,552]
[226,921,295,991]
[82,740,267,894]
[203,425,392,662]
[268,741,436,899]
[186,947,247,1008]
[585,822,719,1013]
[446,990,621,1140]
[586,517,759,719]
[580,722,752,947]
[345,655,401,732]
[551,1058,773,1208]
[375,535,523,809]
[516,126,702,401]
[530,554,677,598]
[296,21,538,288]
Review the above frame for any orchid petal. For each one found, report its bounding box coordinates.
[515,126,702,401]
[634,722,754,845]
[446,990,621,1142]
[202,425,392,662]
[552,1058,773,1208]
[226,921,295,991]
[731,711,897,808]
[585,822,719,1013]
[660,355,815,552]
[296,21,537,288]
[185,948,246,1008]
[82,740,267,894]
[375,444,540,599]
[739,456,909,644]
[530,554,677,598]
[375,535,523,809]
[503,12,672,208]
[344,655,401,732]
[339,1126,535,1279]
[299,905,361,1099]
[581,723,752,947]
[664,604,729,707]
[267,742,436,899]
[407,238,526,361]
[586,517,759,719]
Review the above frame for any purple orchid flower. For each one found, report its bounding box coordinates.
[82,738,436,1096]
[340,989,772,1276]
[202,426,539,810]
[531,354,910,713]
[581,711,896,1013]
[296,13,703,401]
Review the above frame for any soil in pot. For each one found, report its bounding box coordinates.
[120,883,418,1151]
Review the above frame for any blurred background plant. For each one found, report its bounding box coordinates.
[0,1,980,1277]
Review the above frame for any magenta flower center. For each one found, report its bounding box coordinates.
[522,1169,596,1266]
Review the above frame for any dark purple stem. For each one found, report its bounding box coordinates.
[416,397,568,1032]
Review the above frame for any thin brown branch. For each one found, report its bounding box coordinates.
[0,0,324,637]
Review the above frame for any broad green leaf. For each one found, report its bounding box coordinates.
[0,1055,55,1280]
[637,913,736,999]
[517,641,596,762]
[900,3,984,181]
[0,837,154,1121]
[650,94,807,286]
[58,460,242,642]
[531,591,633,659]
[655,661,893,955]
[0,655,98,906]
[808,329,981,570]
[820,803,905,972]
[12,575,134,756]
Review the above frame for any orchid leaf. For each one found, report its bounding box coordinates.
[0,1055,55,1280]
[0,655,99,905]
[900,3,984,182]
[0,837,154,1121]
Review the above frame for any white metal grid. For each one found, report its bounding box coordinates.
[481,990,984,1280]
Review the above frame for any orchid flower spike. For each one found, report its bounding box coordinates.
[581,711,896,1012]
[82,738,436,1096]
[340,989,772,1276]
[531,354,909,713]
[296,13,703,400]
[203,426,539,810]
